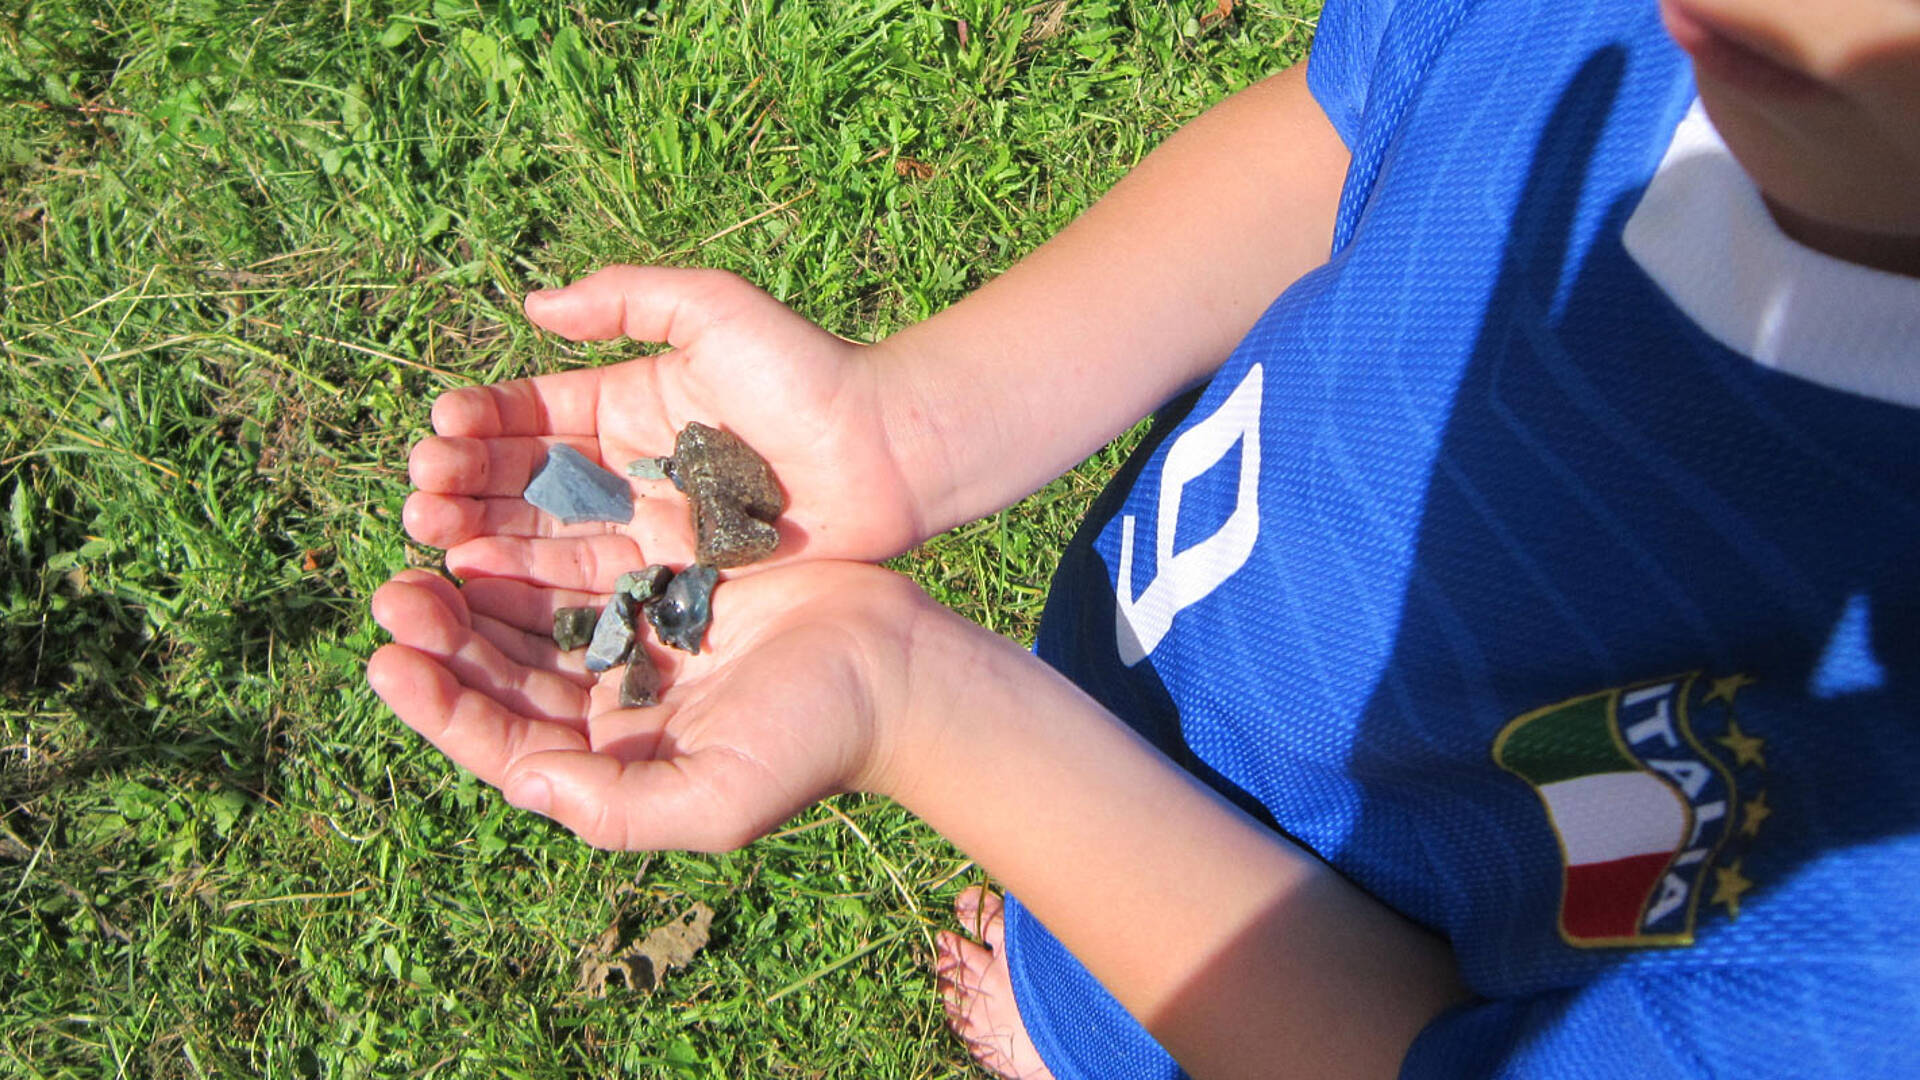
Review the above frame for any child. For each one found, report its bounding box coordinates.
[370,0,1920,1075]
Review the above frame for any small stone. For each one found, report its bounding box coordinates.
[646,564,718,654]
[619,650,662,708]
[615,564,675,605]
[552,606,598,651]
[626,456,673,481]
[584,592,637,672]
[672,422,785,568]
[524,445,634,525]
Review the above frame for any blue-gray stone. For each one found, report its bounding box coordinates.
[583,592,637,672]
[646,564,718,654]
[524,445,633,524]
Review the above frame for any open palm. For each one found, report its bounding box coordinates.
[367,561,931,850]
[402,266,928,594]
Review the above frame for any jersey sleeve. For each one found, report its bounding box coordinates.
[1402,963,1920,1079]
[1304,0,1397,150]
[1303,0,1479,251]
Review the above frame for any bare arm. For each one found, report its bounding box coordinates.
[878,64,1349,536]
[866,598,1465,1080]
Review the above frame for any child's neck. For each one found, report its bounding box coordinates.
[1765,198,1920,280]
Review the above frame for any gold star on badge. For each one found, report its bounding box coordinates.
[1741,791,1772,837]
[1703,673,1758,706]
[1716,717,1768,769]
[1711,859,1754,919]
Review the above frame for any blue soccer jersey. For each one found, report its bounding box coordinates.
[1001,0,1920,1076]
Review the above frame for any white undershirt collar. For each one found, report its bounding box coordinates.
[1623,102,1920,410]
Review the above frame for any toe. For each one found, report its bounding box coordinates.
[954,885,1006,942]
[933,931,967,978]
[932,905,1055,1080]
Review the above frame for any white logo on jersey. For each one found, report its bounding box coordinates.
[1115,364,1263,666]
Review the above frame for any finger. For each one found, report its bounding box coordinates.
[403,492,627,548]
[446,534,688,593]
[368,644,589,787]
[463,577,605,635]
[372,577,592,726]
[431,367,605,438]
[383,568,470,628]
[502,747,769,852]
[404,487,689,549]
[408,435,605,498]
[471,612,594,685]
[523,265,768,348]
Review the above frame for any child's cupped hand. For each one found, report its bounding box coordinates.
[372,264,962,848]
[366,560,942,850]
[400,265,932,588]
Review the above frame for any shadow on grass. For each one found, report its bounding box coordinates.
[0,533,353,814]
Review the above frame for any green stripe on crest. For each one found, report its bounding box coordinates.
[1495,691,1637,788]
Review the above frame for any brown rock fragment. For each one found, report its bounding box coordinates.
[672,422,785,568]
[619,649,662,709]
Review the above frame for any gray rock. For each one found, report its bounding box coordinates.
[619,650,662,709]
[646,564,718,654]
[524,444,633,525]
[583,592,637,672]
[552,606,599,652]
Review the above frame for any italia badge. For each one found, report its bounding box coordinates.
[1494,673,1769,947]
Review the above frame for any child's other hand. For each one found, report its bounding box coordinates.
[403,266,928,591]
[366,561,935,850]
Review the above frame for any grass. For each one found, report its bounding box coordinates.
[0,1,1318,1075]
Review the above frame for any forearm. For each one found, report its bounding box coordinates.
[876,64,1348,535]
[871,609,1464,1080]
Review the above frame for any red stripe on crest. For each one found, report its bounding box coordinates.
[1563,852,1672,940]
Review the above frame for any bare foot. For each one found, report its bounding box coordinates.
[934,887,1058,1080]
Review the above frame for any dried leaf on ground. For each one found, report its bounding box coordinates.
[575,901,715,997]
[1024,2,1071,43]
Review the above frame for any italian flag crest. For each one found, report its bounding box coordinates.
[1494,675,1741,947]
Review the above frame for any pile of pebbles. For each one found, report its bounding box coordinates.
[524,422,785,707]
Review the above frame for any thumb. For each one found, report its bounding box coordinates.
[523,264,773,347]
[503,748,767,853]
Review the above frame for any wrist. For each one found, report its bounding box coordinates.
[863,333,971,542]
[848,584,997,802]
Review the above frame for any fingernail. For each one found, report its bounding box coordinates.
[527,287,560,304]
[509,774,553,816]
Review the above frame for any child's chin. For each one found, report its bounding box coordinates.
[1662,0,1826,102]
